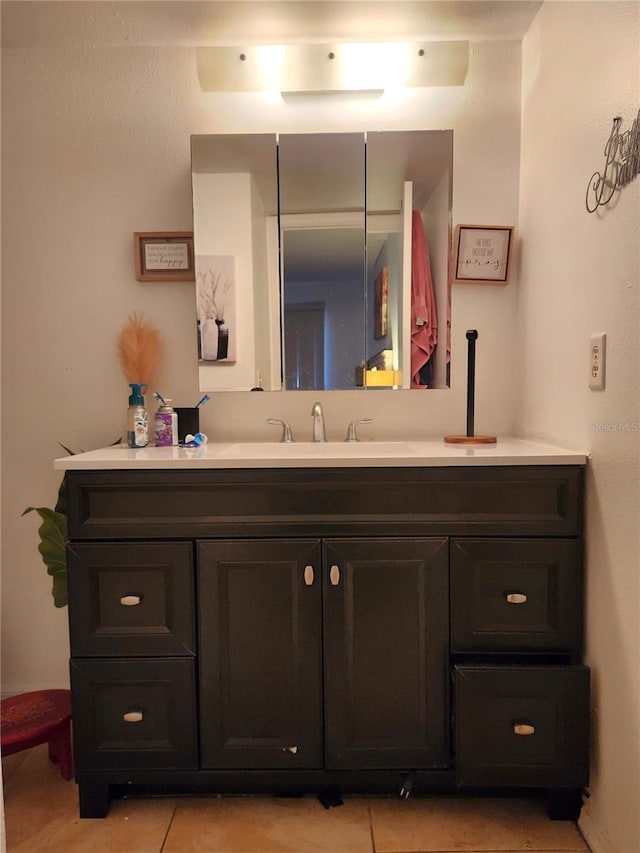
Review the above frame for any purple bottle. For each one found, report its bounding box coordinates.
[154,399,177,447]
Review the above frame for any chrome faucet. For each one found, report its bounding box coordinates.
[311,401,327,442]
[266,418,295,443]
[344,418,373,442]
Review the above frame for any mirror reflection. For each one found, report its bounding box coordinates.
[279,133,365,391]
[283,227,366,390]
[191,130,452,392]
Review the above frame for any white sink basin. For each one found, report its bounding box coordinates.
[215,441,418,459]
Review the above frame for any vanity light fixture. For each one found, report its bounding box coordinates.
[196,41,469,94]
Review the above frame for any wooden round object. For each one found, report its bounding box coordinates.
[1,689,73,779]
[444,435,497,444]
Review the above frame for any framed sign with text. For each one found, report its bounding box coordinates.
[134,232,195,281]
[453,225,514,285]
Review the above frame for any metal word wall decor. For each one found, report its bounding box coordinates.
[586,109,640,213]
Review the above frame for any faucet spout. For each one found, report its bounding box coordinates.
[311,402,327,442]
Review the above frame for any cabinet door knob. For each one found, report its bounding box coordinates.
[506,592,527,604]
[120,594,142,606]
[330,564,340,586]
[304,565,314,585]
[123,710,144,723]
[513,722,535,736]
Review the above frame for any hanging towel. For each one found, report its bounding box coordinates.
[411,210,438,388]
[446,233,452,386]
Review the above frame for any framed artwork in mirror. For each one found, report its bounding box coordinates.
[195,255,237,363]
[453,225,514,285]
[134,232,195,281]
[374,267,389,338]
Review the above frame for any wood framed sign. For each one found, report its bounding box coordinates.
[453,225,514,285]
[134,232,195,281]
[373,266,389,339]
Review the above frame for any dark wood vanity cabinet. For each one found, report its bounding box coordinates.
[65,465,589,818]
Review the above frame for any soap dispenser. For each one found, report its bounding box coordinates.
[127,383,149,448]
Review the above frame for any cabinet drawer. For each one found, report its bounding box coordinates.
[455,665,589,788]
[70,658,197,770]
[451,539,582,653]
[68,542,195,656]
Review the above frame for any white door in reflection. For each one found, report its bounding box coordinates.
[284,303,325,390]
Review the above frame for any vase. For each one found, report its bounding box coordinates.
[201,318,219,361]
[196,320,203,360]
[216,319,229,360]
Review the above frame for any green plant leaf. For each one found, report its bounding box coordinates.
[54,477,67,516]
[22,506,68,608]
[24,437,121,609]
[57,442,76,457]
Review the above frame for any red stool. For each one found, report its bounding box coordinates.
[1,689,73,780]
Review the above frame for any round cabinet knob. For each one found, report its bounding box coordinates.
[330,565,340,586]
[513,722,535,736]
[506,593,528,604]
[304,565,314,586]
[123,710,144,723]
[120,594,142,606]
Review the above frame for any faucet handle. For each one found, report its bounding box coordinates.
[267,418,295,443]
[345,418,373,442]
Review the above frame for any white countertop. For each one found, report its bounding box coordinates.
[54,438,588,470]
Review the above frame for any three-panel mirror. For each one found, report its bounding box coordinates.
[191,130,452,392]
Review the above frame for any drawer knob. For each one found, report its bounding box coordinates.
[123,710,144,723]
[513,722,535,736]
[120,594,142,606]
[304,565,314,586]
[330,565,341,586]
[506,593,528,604]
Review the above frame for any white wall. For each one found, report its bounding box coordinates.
[1,31,523,695]
[518,3,640,852]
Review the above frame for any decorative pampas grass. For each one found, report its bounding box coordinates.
[117,312,163,389]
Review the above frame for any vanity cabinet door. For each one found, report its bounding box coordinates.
[323,538,449,770]
[198,539,323,769]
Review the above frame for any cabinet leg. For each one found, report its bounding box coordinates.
[78,782,111,818]
[546,788,583,821]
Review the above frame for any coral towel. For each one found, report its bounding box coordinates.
[410,211,438,387]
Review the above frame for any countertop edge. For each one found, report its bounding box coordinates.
[54,441,589,471]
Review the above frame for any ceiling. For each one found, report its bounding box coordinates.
[2,1,543,49]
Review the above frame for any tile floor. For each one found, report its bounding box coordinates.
[2,745,590,853]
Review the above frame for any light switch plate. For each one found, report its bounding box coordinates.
[589,333,606,390]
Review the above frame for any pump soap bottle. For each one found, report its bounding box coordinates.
[127,383,149,448]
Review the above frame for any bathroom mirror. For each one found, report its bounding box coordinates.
[191,130,452,392]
